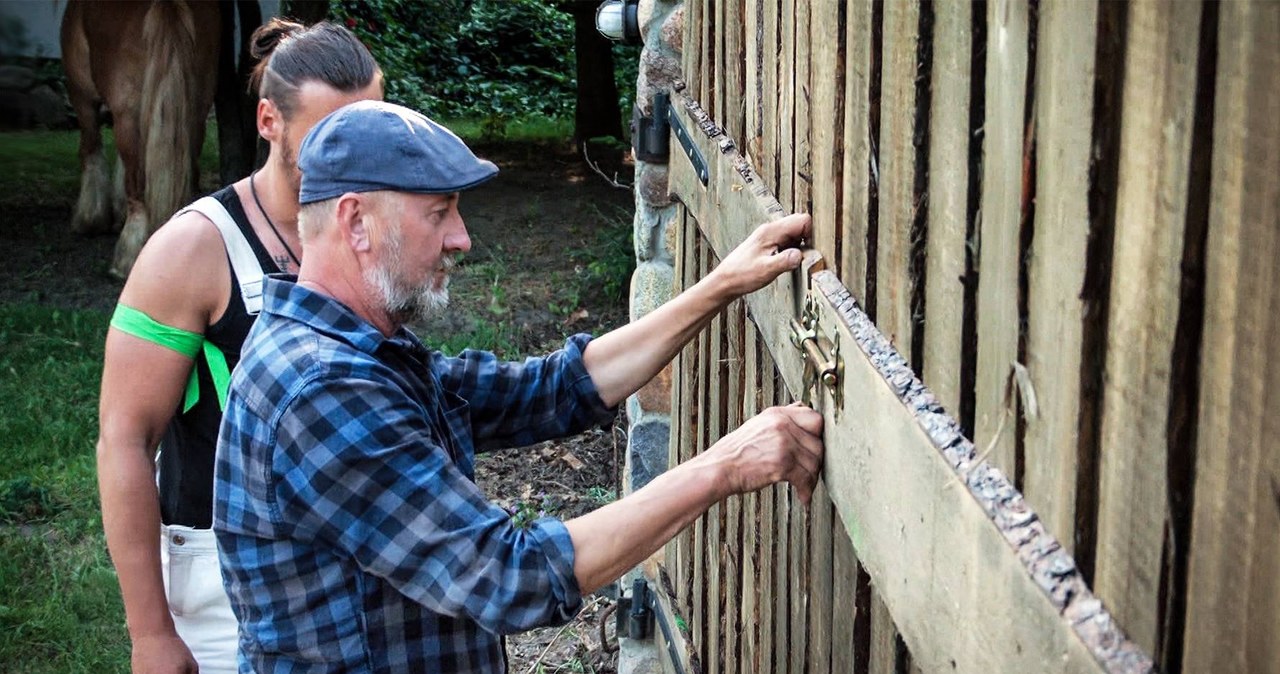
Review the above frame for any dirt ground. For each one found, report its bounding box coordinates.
[0,138,636,673]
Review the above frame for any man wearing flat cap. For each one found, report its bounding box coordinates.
[214,100,824,673]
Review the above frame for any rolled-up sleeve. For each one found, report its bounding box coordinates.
[271,373,583,634]
[437,333,617,451]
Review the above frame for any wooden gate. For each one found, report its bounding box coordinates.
[649,1,1279,673]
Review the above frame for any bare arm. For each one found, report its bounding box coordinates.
[565,403,824,594]
[96,214,226,672]
[582,213,811,407]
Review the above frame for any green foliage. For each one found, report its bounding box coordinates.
[333,0,577,119]
[572,204,636,305]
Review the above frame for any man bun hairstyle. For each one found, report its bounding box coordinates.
[247,18,380,119]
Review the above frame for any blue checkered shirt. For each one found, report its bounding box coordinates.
[214,277,615,673]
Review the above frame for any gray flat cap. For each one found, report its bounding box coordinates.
[298,100,498,205]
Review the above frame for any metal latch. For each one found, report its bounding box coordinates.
[789,293,842,411]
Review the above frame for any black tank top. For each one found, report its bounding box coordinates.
[157,184,277,528]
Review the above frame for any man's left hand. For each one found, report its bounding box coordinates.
[709,213,812,299]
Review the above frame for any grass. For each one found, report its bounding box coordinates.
[0,304,130,672]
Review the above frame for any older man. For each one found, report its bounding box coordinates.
[214,100,823,673]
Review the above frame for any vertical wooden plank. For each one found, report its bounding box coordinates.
[778,0,796,211]
[692,233,710,660]
[831,521,860,674]
[757,338,777,674]
[922,0,972,414]
[668,208,688,609]
[772,368,789,674]
[715,0,727,126]
[706,259,725,674]
[745,0,763,164]
[740,316,761,673]
[685,0,702,103]
[1093,0,1203,655]
[761,0,780,193]
[842,0,874,296]
[1021,0,1098,549]
[874,0,920,355]
[723,299,745,674]
[793,0,812,215]
[726,0,746,144]
[701,0,714,108]
[1183,3,1280,671]
[869,592,897,674]
[678,210,700,617]
[974,0,1029,477]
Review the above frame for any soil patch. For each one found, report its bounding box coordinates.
[0,136,635,672]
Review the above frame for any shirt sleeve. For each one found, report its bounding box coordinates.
[436,333,617,451]
[270,371,583,634]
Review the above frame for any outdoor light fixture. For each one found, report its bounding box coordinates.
[595,0,642,44]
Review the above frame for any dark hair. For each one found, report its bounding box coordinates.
[248,19,380,119]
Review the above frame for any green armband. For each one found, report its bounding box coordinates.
[110,304,231,413]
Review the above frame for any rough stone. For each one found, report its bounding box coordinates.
[633,199,677,264]
[634,363,673,416]
[637,162,672,209]
[635,49,681,116]
[629,261,674,322]
[638,0,658,39]
[626,416,671,492]
[662,207,680,262]
[660,6,684,57]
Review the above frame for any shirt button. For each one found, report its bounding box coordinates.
[173,534,186,546]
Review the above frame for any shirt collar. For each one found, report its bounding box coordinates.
[262,274,427,357]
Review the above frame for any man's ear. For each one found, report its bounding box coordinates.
[335,194,373,254]
[257,98,283,142]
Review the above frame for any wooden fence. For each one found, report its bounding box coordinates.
[653,1,1279,673]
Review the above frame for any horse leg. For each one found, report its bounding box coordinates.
[62,5,114,235]
[112,154,126,229]
[109,111,149,279]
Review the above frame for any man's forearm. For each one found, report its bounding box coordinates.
[564,457,725,594]
[97,437,177,639]
[582,271,731,407]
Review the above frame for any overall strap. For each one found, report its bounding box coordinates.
[180,196,265,315]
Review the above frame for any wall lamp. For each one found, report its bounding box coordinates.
[595,0,642,44]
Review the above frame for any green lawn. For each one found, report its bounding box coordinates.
[0,304,129,672]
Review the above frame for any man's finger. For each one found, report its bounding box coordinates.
[757,212,811,246]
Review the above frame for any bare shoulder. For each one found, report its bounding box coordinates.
[117,210,231,332]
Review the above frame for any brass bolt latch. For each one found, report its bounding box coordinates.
[789,293,842,411]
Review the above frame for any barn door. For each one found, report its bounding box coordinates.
[653,86,1152,674]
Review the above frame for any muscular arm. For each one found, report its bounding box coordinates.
[565,403,824,594]
[96,214,227,657]
[582,213,811,407]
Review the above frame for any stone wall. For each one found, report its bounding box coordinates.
[625,0,684,498]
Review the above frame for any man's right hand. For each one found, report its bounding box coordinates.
[698,402,826,505]
[131,633,199,674]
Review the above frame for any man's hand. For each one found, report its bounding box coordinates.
[131,633,199,674]
[698,402,825,505]
[708,213,812,299]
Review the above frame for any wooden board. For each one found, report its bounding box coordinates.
[1092,0,1203,655]
[723,299,745,674]
[740,316,761,672]
[667,87,1152,674]
[1020,0,1097,552]
[922,0,972,415]
[974,0,1030,476]
[841,0,875,303]
[1181,2,1280,671]
[874,0,921,359]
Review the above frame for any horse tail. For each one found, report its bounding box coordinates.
[139,0,204,231]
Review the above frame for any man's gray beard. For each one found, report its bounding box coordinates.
[365,229,452,325]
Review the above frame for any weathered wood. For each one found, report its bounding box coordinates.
[875,0,921,358]
[792,0,812,217]
[740,316,761,673]
[1093,0,1203,656]
[702,0,714,111]
[1021,0,1097,551]
[668,89,1153,674]
[684,0,702,108]
[670,207,690,614]
[761,0,780,192]
[841,0,875,305]
[758,338,779,674]
[723,299,745,673]
[922,0,972,415]
[725,0,746,145]
[1182,2,1280,672]
[745,0,763,164]
[870,593,897,674]
[831,519,861,674]
[655,566,701,674]
[714,0,727,129]
[974,0,1030,476]
[706,262,725,674]
[778,0,796,211]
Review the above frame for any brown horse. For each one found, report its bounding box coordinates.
[61,0,221,278]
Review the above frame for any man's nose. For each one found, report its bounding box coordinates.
[445,217,471,254]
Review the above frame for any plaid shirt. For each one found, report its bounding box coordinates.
[214,277,615,673]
